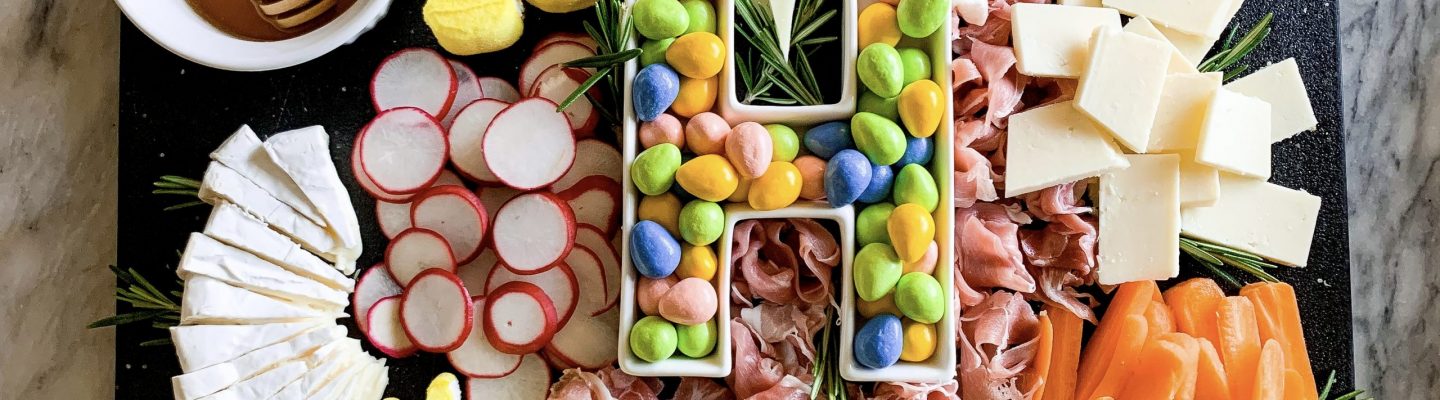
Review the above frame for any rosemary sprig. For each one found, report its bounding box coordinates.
[90,265,182,346]
[1180,237,1281,288]
[154,175,205,211]
[734,0,838,105]
[809,307,847,400]
[557,0,635,128]
[1198,12,1274,80]
[1318,370,1371,400]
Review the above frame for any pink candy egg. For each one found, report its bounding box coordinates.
[640,113,685,149]
[637,275,679,316]
[725,122,773,179]
[658,277,718,326]
[902,241,938,275]
[794,155,827,200]
[685,112,731,155]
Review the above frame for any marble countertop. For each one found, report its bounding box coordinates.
[0,0,1433,398]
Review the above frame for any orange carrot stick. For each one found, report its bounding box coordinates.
[1218,296,1262,400]
[1076,281,1159,399]
[1116,333,1199,400]
[1146,300,1177,336]
[1195,338,1233,400]
[1253,339,1286,400]
[1163,333,1202,400]
[1022,312,1055,398]
[1087,315,1150,399]
[1165,278,1225,345]
[1283,369,1308,400]
[1042,304,1084,400]
[1241,282,1318,400]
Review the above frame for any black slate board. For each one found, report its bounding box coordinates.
[116,0,1353,397]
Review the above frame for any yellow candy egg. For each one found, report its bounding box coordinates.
[638,193,683,236]
[670,76,718,118]
[858,292,903,318]
[857,3,901,48]
[899,320,936,362]
[665,32,726,79]
[677,244,718,281]
[887,203,935,263]
[675,154,740,202]
[728,178,753,202]
[747,161,802,211]
[898,79,943,138]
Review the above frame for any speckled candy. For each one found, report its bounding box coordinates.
[633,0,689,40]
[824,149,872,207]
[634,64,681,121]
[726,122,774,179]
[899,320,936,362]
[680,0,717,34]
[631,220,682,278]
[851,112,907,165]
[895,136,933,167]
[677,244,718,280]
[685,112,730,155]
[633,143,682,195]
[658,277,718,325]
[802,121,853,159]
[897,48,930,85]
[856,203,895,246]
[640,113,685,149]
[793,155,827,201]
[676,319,717,357]
[637,275,680,315]
[854,314,903,369]
[766,124,800,162]
[671,76,717,118]
[858,292,902,318]
[748,162,802,211]
[857,3,901,48]
[638,193,683,236]
[858,91,900,121]
[892,164,938,212]
[894,272,944,323]
[896,0,946,38]
[902,241,938,275]
[678,200,724,245]
[630,316,678,362]
[640,38,676,66]
[854,243,902,301]
[887,203,935,263]
[666,32,725,79]
[675,154,739,202]
[898,79,943,138]
[857,43,904,98]
[856,163,894,204]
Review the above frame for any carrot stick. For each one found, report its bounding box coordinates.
[1240,282,1317,400]
[1164,333,1202,400]
[1195,338,1233,400]
[1165,278,1225,345]
[1146,300,1177,336]
[1218,296,1262,400]
[1116,333,1199,400]
[1253,339,1286,400]
[1021,312,1055,398]
[1076,281,1159,399]
[1042,304,1084,400]
[1087,315,1150,399]
[1283,369,1308,400]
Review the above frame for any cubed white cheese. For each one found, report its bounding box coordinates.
[1225,58,1319,142]
[1123,16,1197,73]
[195,361,307,400]
[1148,72,1223,152]
[170,322,322,373]
[199,162,342,263]
[1177,151,1221,207]
[1057,0,1100,6]
[180,276,344,325]
[179,233,349,311]
[1182,175,1322,267]
[1101,0,1231,38]
[172,325,343,400]
[205,203,354,292]
[1097,154,1181,285]
[263,126,363,274]
[1004,101,1131,197]
[211,125,327,226]
[1011,3,1122,78]
[1155,24,1217,66]
[1074,26,1173,153]
[1195,88,1272,178]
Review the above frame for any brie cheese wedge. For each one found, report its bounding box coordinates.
[178,233,349,311]
[196,361,307,400]
[211,125,327,227]
[205,203,355,292]
[173,325,343,400]
[170,322,322,373]
[263,126,363,275]
[199,162,342,263]
[180,276,345,325]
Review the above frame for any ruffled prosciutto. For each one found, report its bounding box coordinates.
[596,366,664,400]
[871,380,963,400]
[674,378,734,400]
[1020,181,1091,222]
[727,319,812,400]
[954,204,1036,306]
[957,291,1042,400]
[1020,213,1099,322]
[549,369,612,400]
[730,219,840,308]
[738,302,828,367]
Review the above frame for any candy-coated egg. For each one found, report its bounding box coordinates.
[677,244,718,281]
[685,112,731,155]
[676,319,717,357]
[747,162,802,211]
[898,48,931,85]
[887,203,935,263]
[633,0,689,39]
[895,136,933,167]
[851,112,907,165]
[640,38,676,66]
[894,272,944,323]
[896,0,947,38]
[824,149,872,207]
[632,143,681,195]
[680,0,717,34]
[856,203,895,246]
[630,316,678,362]
[899,320,936,362]
[638,193,683,236]
[857,43,904,98]
[858,91,900,121]
[640,113,685,149]
[854,243,902,301]
[793,155,827,201]
[637,275,680,315]
[725,122,773,179]
[802,121,852,159]
[631,220,681,278]
[854,314,903,369]
[658,277,718,325]
[666,32,725,79]
[678,200,724,245]
[856,163,894,204]
[727,178,753,202]
[858,291,902,318]
[765,124,800,162]
[892,164,938,212]
[898,79,943,138]
[902,241,938,275]
[674,154,739,202]
[634,64,681,121]
[671,76,718,117]
[857,3,901,48]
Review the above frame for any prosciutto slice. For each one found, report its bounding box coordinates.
[548,369,612,400]
[673,378,734,400]
[954,204,1036,306]
[957,291,1042,400]
[870,380,963,400]
[1020,213,1100,322]
[728,319,805,399]
[596,366,664,400]
[730,219,839,308]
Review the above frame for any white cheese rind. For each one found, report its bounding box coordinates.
[1011,3,1122,78]
[1074,27,1173,153]
[179,233,349,311]
[1101,0,1231,38]
[1195,88,1273,179]
[1122,16,1197,73]
[195,361,307,400]
[211,125,327,226]
[1181,175,1321,267]
[170,322,321,373]
[1004,101,1131,197]
[1225,58,1319,142]
[1097,154,1181,285]
[199,162,341,262]
[1148,72,1222,152]
[205,203,354,291]
[1177,152,1221,208]
[172,325,344,400]
[263,126,363,274]
[180,276,344,325]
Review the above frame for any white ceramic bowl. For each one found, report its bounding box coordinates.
[116,0,392,71]
[715,0,857,125]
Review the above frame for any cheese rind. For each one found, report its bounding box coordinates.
[1097,154,1181,285]
[210,125,327,226]
[1011,3,1122,78]
[1225,58,1319,142]
[1195,88,1272,179]
[1074,27,1172,153]
[1004,101,1131,197]
[172,325,343,400]
[264,126,363,275]
[170,322,321,373]
[1122,16,1197,73]
[204,202,355,291]
[1148,72,1222,152]
[1101,0,1231,38]
[1182,175,1321,266]
[1177,152,1221,207]
[178,233,349,311]
[199,162,341,262]
[180,276,344,325]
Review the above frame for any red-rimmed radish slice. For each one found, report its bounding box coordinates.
[491,192,576,273]
[528,65,599,137]
[456,247,498,296]
[372,48,458,118]
[518,41,596,95]
[545,306,619,369]
[483,99,576,190]
[448,296,522,378]
[400,269,473,353]
[485,262,579,328]
[575,224,621,312]
[550,140,622,193]
[477,77,520,103]
[564,247,608,317]
[533,32,599,53]
[354,264,404,334]
[465,354,551,400]
[484,282,558,354]
[386,227,457,286]
[353,143,413,202]
[476,186,521,220]
[442,60,485,129]
[538,349,577,370]
[410,186,488,264]
[555,175,620,236]
[365,296,418,358]
[377,170,463,238]
[447,99,509,185]
[358,107,449,194]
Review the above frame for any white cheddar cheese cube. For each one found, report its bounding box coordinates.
[1097,154,1181,285]
[179,233,349,311]
[1102,0,1231,38]
[1074,27,1172,153]
[1123,16,1196,73]
[1011,3,1122,78]
[264,126,363,274]
[1195,88,1272,178]
[1225,58,1319,142]
[172,325,344,400]
[1148,72,1222,152]
[1004,101,1131,197]
[205,202,354,292]
[1057,0,1100,6]
[170,322,322,373]
[1182,175,1321,267]
[199,162,341,262]
[211,125,327,227]
[1155,24,1217,66]
[180,276,344,325]
[1177,152,1221,207]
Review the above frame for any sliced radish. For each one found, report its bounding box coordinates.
[477,77,520,103]
[354,264,404,334]
[538,349,577,370]
[352,143,413,202]
[358,107,449,194]
[411,186,488,264]
[555,175,621,237]
[456,247,498,296]
[533,32,599,53]
[448,297,522,378]
[475,186,521,221]
[372,48,458,118]
[365,296,418,358]
[490,192,575,273]
[564,247,609,317]
[485,261,579,329]
[447,99,510,185]
[442,61,485,129]
[483,99,576,190]
[550,140,622,194]
[546,306,619,369]
[400,269,473,353]
[377,170,463,238]
[484,282,558,354]
[575,224,621,312]
[466,354,551,400]
[519,41,596,95]
[528,65,599,137]
[386,227,457,286]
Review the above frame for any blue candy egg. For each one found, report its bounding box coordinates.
[802,121,853,159]
[633,64,681,121]
[895,136,933,167]
[631,220,681,278]
[825,149,872,207]
[856,163,894,203]
[854,314,903,369]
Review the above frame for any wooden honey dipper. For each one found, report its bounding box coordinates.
[251,0,338,30]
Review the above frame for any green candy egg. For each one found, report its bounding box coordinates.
[892,164,938,212]
[851,112,907,166]
[765,124,800,162]
[857,203,895,246]
[680,0,717,34]
[640,38,676,66]
[630,316,679,362]
[898,48,931,85]
[857,43,904,98]
[895,272,944,323]
[676,319,718,357]
[678,200,724,246]
[634,0,690,40]
[854,243,903,302]
[633,143,682,195]
[896,0,947,38]
[858,91,901,121]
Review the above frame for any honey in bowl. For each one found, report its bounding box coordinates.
[187,0,358,41]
